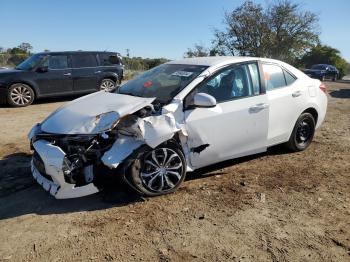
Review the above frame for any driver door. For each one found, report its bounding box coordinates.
[184,62,269,168]
[35,54,73,95]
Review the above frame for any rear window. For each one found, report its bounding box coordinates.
[72,54,97,68]
[99,53,120,66]
[262,64,286,90]
[284,70,296,85]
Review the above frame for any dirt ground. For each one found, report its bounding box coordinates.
[0,82,349,262]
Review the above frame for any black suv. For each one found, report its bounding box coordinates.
[303,64,339,81]
[0,51,124,107]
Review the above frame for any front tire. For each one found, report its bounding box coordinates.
[7,83,35,107]
[127,144,186,197]
[286,113,315,152]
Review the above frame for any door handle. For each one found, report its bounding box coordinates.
[249,103,269,113]
[63,72,71,76]
[292,90,301,97]
[94,71,101,74]
[256,103,269,109]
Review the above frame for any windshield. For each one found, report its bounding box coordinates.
[117,64,208,103]
[15,54,45,70]
[311,65,327,70]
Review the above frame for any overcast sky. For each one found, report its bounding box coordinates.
[1,0,349,61]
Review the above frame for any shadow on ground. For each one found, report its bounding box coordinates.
[0,94,83,108]
[329,88,350,99]
[0,146,289,220]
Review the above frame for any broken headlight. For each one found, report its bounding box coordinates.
[90,111,120,133]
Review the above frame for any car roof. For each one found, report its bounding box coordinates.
[167,56,258,66]
[166,56,290,67]
[168,56,308,85]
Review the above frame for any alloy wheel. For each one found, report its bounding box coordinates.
[100,79,115,92]
[140,148,184,193]
[10,84,33,106]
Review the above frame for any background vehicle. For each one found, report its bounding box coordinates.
[303,64,339,81]
[0,51,124,107]
[28,56,327,199]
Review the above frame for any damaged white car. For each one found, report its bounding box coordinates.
[28,57,327,199]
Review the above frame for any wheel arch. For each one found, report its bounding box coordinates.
[9,81,39,98]
[302,107,318,124]
[286,105,320,143]
[100,72,119,83]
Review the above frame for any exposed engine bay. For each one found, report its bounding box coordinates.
[28,92,188,198]
[32,103,157,186]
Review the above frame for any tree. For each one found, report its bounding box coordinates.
[123,56,169,71]
[5,43,33,65]
[184,43,221,58]
[144,58,169,69]
[18,42,33,53]
[299,44,349,78]
[184,44,211,58]
[212,0,319,63]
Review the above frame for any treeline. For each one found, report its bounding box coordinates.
[185,0,350,78]
[0,43,33,67]
[123,57,169,71]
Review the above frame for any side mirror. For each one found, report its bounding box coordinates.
[191,93,217,108]
[36,66,48,73]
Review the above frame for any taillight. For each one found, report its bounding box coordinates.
[319,83,327,93]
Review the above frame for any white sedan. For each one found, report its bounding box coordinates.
[28,56,327,199]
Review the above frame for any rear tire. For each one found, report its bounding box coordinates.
[100,78,116,92]
[332,75,337,82]
[285,113,315,152]
[127,143,186,197]
[7,83,35,107]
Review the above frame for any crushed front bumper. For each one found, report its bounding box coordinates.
[31,139,99,199]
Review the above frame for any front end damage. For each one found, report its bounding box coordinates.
[31,139,100,198]
[28,93,186,199]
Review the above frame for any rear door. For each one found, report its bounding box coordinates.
[97,53,123,83]
[71,53,99,92]
[35,54,73,95]
[262,63,304,146]
[184,62,269,168]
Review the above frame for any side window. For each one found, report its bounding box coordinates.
[195,64,256,103]
[99,53,120,66]
[42,55,68,69]
[72,54,97,68]
[284,70,296,86]
[262,64,286,90]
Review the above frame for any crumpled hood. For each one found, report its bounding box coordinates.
[40,91,155,134]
